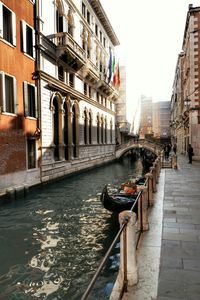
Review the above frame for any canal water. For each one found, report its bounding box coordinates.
[0,156,148,300]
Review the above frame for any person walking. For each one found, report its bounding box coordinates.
[173,143,177,155]
[187,144,194,164]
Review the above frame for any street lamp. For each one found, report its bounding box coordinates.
[184,98,191,111]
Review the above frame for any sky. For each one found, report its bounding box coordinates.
[100,0,200,124]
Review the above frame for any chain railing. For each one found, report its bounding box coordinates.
[81,154,163,299]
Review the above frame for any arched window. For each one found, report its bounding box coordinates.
[84,110,88,144]
[89,112,92,144]
[64,102,69,160]
[101,117,104,144]
[110,120,113,143]
[97,115,100,144]
[81,26,87,50]
[53,97,59,160]
[67,8,74,37]
[56,8,63,33]
[105,118,107,144]
[72,105,77,157]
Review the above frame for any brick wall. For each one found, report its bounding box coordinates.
[0,130,26,174]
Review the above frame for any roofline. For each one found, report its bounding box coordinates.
[88,0,120,46]
[182,5,200,48]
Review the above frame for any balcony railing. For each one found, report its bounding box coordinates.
[46,32,87,71]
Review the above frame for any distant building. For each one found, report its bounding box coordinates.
[139,95,153,138]
[115,65,130,143]
[153,101,171,138]
[137,95,170,140]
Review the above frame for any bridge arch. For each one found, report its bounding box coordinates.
[115,140,163,159]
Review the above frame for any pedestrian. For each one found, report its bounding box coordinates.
[164,144,168,160]
[167,143,172,156]
[173,143,177,155]
[187,144,194,164]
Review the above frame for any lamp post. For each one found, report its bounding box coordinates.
[184,97,191,152]
[184,98,191,111]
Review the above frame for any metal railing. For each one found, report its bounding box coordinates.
[81,155,162,299]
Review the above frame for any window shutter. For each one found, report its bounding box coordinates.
[23,82,28,116]
[34,85,38,118]
[0,2,3,39]
[21,20,27,53]
[32,29,36,59]
[13,76,17,114]
[0,72,5,110]
[12,11,16,46]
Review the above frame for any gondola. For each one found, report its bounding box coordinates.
[100,185,139,213]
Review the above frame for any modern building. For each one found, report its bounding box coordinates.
[35,0,120,183]
[171,4,200,159]
[0,0,40,194]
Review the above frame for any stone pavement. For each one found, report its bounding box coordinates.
[123,154,200,300]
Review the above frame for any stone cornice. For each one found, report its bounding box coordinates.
[88,0,120,46]
[39,70,115,115]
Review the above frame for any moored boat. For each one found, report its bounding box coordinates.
[100,185,139,213]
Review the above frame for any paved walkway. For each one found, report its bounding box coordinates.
[123,154,200,300]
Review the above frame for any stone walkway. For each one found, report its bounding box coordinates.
[123,154,200,300]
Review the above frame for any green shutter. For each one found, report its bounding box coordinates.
[12,11,16,46]
[23,82,28,116]
[0,3,3,39]
[0,72,5,111]
[13,76,17,114]
[34,85,38,118]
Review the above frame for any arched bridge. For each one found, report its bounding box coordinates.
[115,139,163,159]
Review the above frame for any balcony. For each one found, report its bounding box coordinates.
[95,73,116,96]
[82,61,99,84]
[46,32,87,71]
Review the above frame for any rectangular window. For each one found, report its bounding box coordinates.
[21,20,35,58]
[97,92,99,102]
[84,83,87,95]
[0,72,17,114]
[23,82,37,118]
[0,3,16,46]
[27,139,36,169]
[95,24,98,36]
[103,37,106,48]
[82,2,86,18]
[89,86,91,98]
[100,31,102,43]
[58,66,64,82]
[69,73,74,88]
[87,11,90,24]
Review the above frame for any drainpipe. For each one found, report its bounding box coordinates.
[34,0,42,184]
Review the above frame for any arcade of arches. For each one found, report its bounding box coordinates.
[51,94,114,162]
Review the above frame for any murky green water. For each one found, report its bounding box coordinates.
[0,157,147,299]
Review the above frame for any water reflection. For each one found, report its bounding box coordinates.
[0,157,146,299]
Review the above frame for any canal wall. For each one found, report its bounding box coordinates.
[0,153,116,202]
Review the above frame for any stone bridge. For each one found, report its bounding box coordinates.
[115,139,163,159]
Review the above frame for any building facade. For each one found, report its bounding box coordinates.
[152,101,171,139]
[35,0,120,183]
[139,95,153,138]
[115,65,130,144]
[0,0,40,194]
[171,4,200,159]
[0,0,120,195]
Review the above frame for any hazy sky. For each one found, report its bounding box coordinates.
[100,0,200,123]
